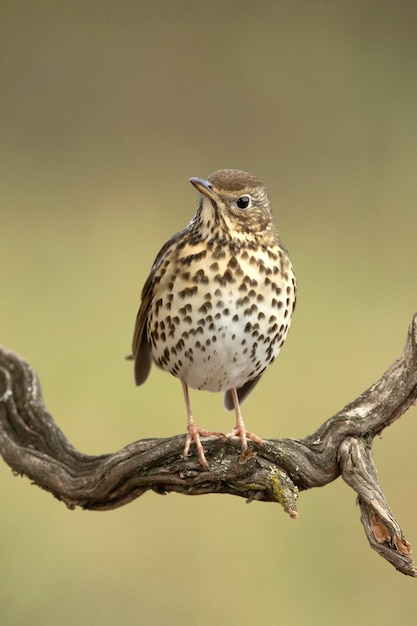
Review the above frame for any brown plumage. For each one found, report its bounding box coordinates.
[131,169,296,469]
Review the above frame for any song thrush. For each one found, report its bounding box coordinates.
[131,169,296,469]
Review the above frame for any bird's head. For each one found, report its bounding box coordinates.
[189,169,278,242]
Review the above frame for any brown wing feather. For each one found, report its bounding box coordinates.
[131,227,189,386]
[132,277,153,385]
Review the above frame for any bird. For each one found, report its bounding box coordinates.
[131,169,296,469]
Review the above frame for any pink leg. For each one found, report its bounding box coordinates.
[181,380,221,470]
[225,388,265,450]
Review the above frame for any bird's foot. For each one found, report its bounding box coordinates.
[183,420,222,470]
[225,426,265,451]
[225,427,265,464]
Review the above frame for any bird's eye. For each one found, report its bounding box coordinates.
[236,196,250,209]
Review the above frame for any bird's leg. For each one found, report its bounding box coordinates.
[226,387,265,450]
[181,380,221,470]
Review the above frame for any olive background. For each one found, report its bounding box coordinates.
[1,1,417,624]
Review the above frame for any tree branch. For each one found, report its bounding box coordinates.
[1,314,417,576]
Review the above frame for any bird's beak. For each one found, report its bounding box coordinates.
[189,177,219,202]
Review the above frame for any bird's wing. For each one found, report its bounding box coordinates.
[131,228,189,386]
[223,374,263,410]
[132,273,154,386]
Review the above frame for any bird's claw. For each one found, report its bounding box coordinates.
[183,423,222,470]
[225,427,265,450]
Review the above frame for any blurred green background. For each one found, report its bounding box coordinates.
[1,1,417,624]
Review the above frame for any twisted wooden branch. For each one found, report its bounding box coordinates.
[0,314,416,576]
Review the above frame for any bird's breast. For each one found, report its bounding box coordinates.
[147,242,296,392]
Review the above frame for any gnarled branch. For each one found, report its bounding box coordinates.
[1,314,417,576]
